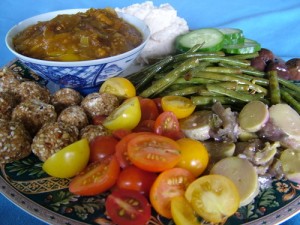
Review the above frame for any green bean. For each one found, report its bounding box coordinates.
[198,66,243,74]
[191,70,267,94]
[219,82,250,91]
[191,96,242,106]
[278,78,300,94]
[174,77,218,85]
[268,71,281,105]
[281,87,300,101]
[227,52,259,59]
[219,63,265,77]
[224,73,269,86]
[173,51,225,63]
[164,86,201,96]
[206,83,265,102]
[281,90,300,114]
[140,58,201,98]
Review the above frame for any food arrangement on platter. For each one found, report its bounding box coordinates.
[1,1,300,225]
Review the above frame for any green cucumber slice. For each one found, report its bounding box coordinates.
[175,28,225,52]
[222,38,261,54]
[218,28,245,45]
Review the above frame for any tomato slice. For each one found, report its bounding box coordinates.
[139,98,159,121]
[185,174,240,223]
[127,133,182,172]
[116,165,157,197]
[69,155,120,196]
[154,111,185,140]
[115,132,151,168]
[171,195,202,225]
[105,189,151,225]
[150,167,196,218]
[89,135,118,163]
[161,95,196,119]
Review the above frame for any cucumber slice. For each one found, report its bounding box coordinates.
[222,38,261,54]
[175,28,225,52]
[218,28,245,45]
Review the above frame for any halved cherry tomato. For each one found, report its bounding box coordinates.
[103,96,141,131]
[171,195,202,225]
[127,133,181,172]
[185,174,240,223]
[154,111,185,140]
[161,96,196,119]
[105,189,151,225]
[176,138,209,177]
[69,155,120,196]
[43,138,90,178]
[89,135,118,163]
[139,98,159,121]
[100,77,136,99]
[116,165,157,197]
[150,167,195,218]
[115,132,151,168]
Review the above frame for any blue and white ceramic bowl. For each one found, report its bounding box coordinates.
[5,9,150,94]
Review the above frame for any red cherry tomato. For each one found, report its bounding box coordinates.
[139,98,159,121]
[116,165,157,197]
[105,189,151,225]
[127,133,181,172]
[69,155,120,196]
[115,132,151,168]
[132,119,155,133]
[89,135,118,162]
[112,129,132,140]
[92,115,106,125]
[154,111,185,140]
[150,167,195,219]
[153,97,163,113]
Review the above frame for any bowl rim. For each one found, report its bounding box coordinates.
[5,8,150,67]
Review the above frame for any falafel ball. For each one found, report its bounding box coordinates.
[31,122,79,162]
[16,81,51,103]
[81,92,119,119]
[0,119,32,164]
[58,105,89,130]
[51,88,83,113]
[0,67,23,96]
[0,92,19,120]
[12,99,57,136]
[80,124,110,142]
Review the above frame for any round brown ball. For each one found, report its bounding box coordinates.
[81,92,119,119]
[16,81,51,103]
[0,92,19,120]
[31,122,79,162]
[80,124,110,142]
[51,88,83,112]
[0,119,32,164]
[12,99,57,136]
[58,105,89,130]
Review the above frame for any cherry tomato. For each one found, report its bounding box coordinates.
[154,111,185,140]
[139,98,159,121]
[103,96,141,131]
[132,119,155,132]
[112,129,132,140]
[100,77,136,99]
[105,189,151,225]
[127,133,182,172]
[69,155,120,196]
[89,135,118,163]
[150,167,195,218]
[153,97,163,113]
[161,96,196,119]
[115,132,151,168]
[171,195,202,225]
[43,138,90,178]
[116,165,157,197]
[185,174,240,223]
[92,115,106,125]
[176,138,209,177]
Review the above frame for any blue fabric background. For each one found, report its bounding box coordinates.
[0,0,299,224]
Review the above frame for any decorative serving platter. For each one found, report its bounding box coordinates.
[1,60,300,225]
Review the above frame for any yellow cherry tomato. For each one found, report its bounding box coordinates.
[171,195,202,225]
[185,174,240,223]
[100,77,136,99]
[161,96,196,119]
[43,138,90,178]
[103,96,141,131]
[176,138,209,177]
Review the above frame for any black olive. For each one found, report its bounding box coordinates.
[265,58,290,80]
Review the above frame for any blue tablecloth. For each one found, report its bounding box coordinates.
[0,0,299,224]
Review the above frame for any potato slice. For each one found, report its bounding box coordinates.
[280,148,300,184]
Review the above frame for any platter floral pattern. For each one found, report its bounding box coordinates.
[1,60,300,225]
